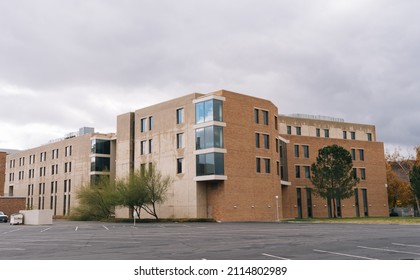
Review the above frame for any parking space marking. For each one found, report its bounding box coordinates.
[313,249,377,260]
[0,248,25,251]
[75,226,79,232]
[103,225,110,231]
[392,243,420,248]
[357,246,420,256]
[262,253,290,260]
[40,227,51,233]
[2,228,23,235]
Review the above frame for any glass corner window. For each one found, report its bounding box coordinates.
[195,99,223,124]
[196,153,224,176]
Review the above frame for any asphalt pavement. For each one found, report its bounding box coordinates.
[1,220,420,260]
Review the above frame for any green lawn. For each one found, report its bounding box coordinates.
[284,217,420,224]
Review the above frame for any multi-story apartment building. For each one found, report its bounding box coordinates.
[4,128,116,216]
[115,90,389,221]
[3,90,389,221]
[279,115,389,219]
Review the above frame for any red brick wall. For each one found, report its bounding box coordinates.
[0,197,26,216]
[0,152,6,196]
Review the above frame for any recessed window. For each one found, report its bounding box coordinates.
[303,145,309,158]
[149,139,153,154]
[176,133,184,149]
[294,145,299,157]
[324,129,330,138]
[274,116,278,130]
[353,168,357,179]
[351,149,356,160]
[316,128,320,137]
[296,127,301,135]
[264,158,271,173]
[360,168,366,180]
[140,118,147,132]
[255,133,260,148]
[254,109,259,124]
[295,166,301,178]
[351,131,356,140]
[263,134,270,149]
[176,108,184,124]
[287,126,292,135]
[304,166,311,178]
[262,110,269,125]
[256,158,261,173]
[367,133,373,142]
[149,116,153,131]
[343,131,347,139]
[140,140,146,155]
[177,158,183,174]
[359,149,365,161]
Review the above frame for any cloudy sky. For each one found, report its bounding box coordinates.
[1,0,419,154]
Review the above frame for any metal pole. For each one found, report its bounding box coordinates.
[275,195,279,221]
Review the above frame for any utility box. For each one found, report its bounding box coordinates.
[19,210,53,225]
[10,213,24,225]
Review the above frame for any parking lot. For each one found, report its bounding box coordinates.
[1,221,420,260]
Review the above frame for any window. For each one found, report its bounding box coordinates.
[65,146,72,157]
[351,149,356,160]
[359,149,365,161]
[176,108,184,124]
[264,158,271,173]
[276,161,280,176]
[196,126,224,150]
[351,131,356,140]
[140,163,146,174]
[274,116,278,130]
[367,133,372,141]
[254,109,259,124]
[65,162,72,173]
[360,168,366,180]
[52,149,59,159]
[140,118,147,132]
[295,166,301,178]
[343,131,347,139]
[324,129,330,138]
[276,138,279,153]
[256,158,261,173]
[177,158,183,174]
[255,133,260,148]
[90,157,110,172]
[149,116,153,131]
[263,134,270,149]
[303,145,309,158]
[287,126,292,135]
[304,166,311,178]
[316,128,320,137]
[353,168,357,179]
[296,127,301,135]
[91,139,111,154]
[195,99,223,124]
[149,139,153,154]
[196,153,224,176]
[140,140,146,155]
[294,145,299,157]
[262,110,269,125]
[176,133,183,149]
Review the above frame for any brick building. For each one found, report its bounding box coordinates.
[3,90,389,220]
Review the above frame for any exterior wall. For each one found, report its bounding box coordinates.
[4,132,115,217]
[279,116,389,219]
[0,152,6,196]
[205,90,282,221]
[0,197,26,216]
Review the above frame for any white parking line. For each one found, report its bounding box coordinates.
[0,248,25,251]
[357,246,420,256]
[392,243,420,248]
[262,253,290,260]
[313,249,377,260]
[40,227,51,233]
[75,226,79,231]
[2,228,23,235]
[103,225,109,231]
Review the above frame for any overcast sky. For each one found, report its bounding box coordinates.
[1,0,419,155]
